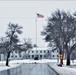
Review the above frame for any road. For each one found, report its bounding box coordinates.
[21,63,58,75]
[0,63,58,75]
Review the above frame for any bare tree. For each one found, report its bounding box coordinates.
[0,37,9,61]
[41,10,76,65]
[22,38,33,50]
[5,22,23,66]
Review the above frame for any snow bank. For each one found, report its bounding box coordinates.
[0,61,21,71]
[9,59,58,64]
[48,60,76,75]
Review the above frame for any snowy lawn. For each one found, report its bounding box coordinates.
[48,63,76,75]
[0,60,21,71]
[62,60,76,68]
[48,60,76,75]
[0,59,58,71]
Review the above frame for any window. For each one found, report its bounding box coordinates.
[53,55,54,57]
[15,51,17,53]
[57,55,58,57]
[19,55,21,57]
[15,55,17,57]
[32,51,34,53]
[48,51,49,53]
[28,51,30,53]
[40,51,42,53]
[40,55,42,58]
[44,51,46,53]
[44,55,46,57]
[32,55,34,58]
[28,55,30,58]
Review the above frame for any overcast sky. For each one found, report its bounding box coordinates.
[0,1,76,48]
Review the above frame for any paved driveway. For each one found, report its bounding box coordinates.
[0,63,58,75]
[21,63,58,75]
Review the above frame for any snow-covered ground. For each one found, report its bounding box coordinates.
[0,59,76,75]
[0,59,57,71]
[48,60,76,75]
[0,61,21,71]
[48,63,76,75]
[9,59,58,64]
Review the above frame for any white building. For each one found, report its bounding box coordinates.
[9,50,20,60]
[25,49,50,59]
[9,47,59,60]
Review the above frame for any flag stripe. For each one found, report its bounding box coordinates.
[37,13,44,18]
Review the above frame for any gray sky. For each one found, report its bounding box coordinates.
[0,1,76,48]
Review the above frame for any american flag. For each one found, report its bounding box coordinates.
[37,13,44,18]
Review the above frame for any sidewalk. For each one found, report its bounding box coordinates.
[48,63,76,75]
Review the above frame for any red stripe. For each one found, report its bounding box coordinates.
[37,13,44,18]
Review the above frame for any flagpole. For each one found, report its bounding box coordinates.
[35,13,44,59]
[35,13,44,50]
[36,17,37,51]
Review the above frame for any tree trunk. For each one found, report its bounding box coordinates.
[66,53,70,65]
[6,51,10,66]
[60,54,63,65]
[59,50,63,64]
